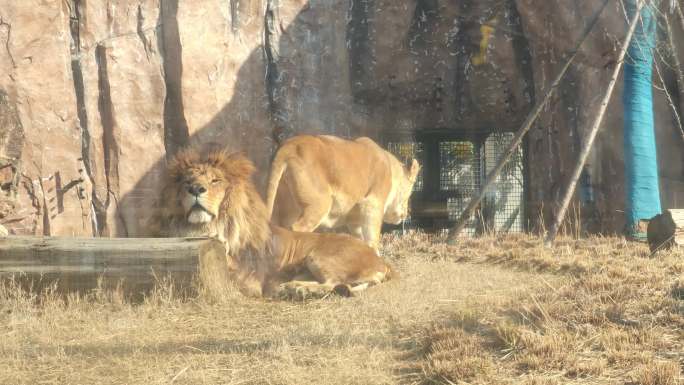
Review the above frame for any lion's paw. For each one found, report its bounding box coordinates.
[276,282,332,301]
[332,284,352,297]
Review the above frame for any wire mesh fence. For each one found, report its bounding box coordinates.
[482,132,525,234]
[386,131,525,236]
[441,140,481,236]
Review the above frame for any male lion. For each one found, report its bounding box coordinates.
[265,135,420,251]
[154,147,395,299]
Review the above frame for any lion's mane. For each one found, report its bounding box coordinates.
[155,148,271,266]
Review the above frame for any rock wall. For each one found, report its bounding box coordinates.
[0,0,683,236]
[0,3,89,236]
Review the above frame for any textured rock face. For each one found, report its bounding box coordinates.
[0,0,682,236]
[73,1,167,237]
[174,0,272,173]
[0,3,91,236]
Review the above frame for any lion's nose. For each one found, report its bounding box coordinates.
[188,184,207,196]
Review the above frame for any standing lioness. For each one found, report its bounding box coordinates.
[266,135,420,250]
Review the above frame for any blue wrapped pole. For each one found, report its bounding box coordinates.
[623,0,662,236]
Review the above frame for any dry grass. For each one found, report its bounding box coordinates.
[394,233,684,385]
[0,232,682,384]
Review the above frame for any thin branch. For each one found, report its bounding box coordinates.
[544,0,646,246]
[654,50,684,143]
[446,0,613,242]
[661,11,684,143]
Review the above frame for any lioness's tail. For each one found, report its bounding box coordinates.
[265,150,289,220]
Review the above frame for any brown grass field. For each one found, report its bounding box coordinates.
[0,233,683,385]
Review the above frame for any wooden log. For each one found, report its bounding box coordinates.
[647,209,684,253]
[0,236,229,298]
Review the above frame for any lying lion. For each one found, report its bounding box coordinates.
[153,147,396,299]
[265,135,420,251]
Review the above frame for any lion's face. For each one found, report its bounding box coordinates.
[177,164,229,224]
[161,148,257,229]
[157,148,270,259]
[384,158,421,224]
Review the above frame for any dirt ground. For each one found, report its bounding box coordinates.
[0,233,682,385]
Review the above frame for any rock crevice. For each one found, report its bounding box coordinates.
[159,0,189,158]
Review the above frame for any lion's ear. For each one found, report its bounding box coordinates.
[405,158,421,179]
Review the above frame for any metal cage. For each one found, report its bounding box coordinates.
[384,130,526,236]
